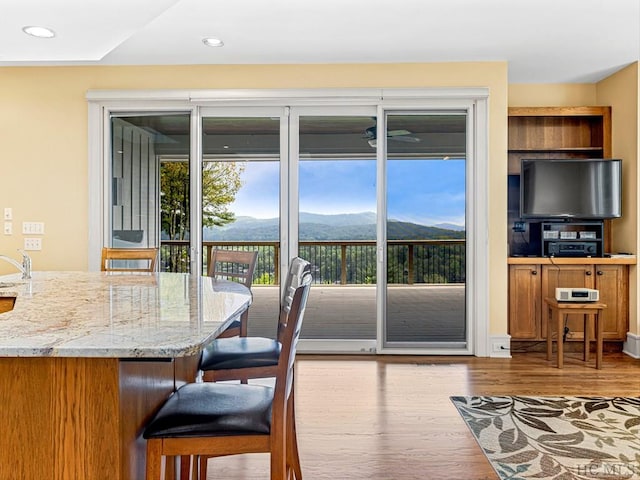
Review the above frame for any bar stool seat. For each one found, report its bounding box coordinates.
[544,297,607,369]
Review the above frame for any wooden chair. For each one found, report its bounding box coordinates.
[100,247,158,272]
[200,257,311,381]
[197,257,311,480]
[208,249,258,338]
[143,269,312,480]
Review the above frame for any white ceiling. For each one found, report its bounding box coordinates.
[1,0,638,83]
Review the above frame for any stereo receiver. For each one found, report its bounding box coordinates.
[547,241,598,257]
[555,288,599,302]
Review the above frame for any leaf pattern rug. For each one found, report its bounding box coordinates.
[451,396,640,480]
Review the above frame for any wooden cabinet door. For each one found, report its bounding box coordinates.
[0,297,15,314]
[541,265,594,339]
[595,265,628,340]
[508,264,541,339]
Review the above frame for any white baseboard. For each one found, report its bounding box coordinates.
[489,335,512,358]
[298,339,377,354]
[298,337,514,357]
[623,332,640,358]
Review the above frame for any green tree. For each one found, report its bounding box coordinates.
[160,160,243,270]
[161,161,190,242]
[202,161,243,228]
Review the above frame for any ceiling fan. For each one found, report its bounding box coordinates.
[363,122,420,148]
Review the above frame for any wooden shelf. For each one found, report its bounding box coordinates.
[509,147,604,152]
[508,106,611,175]
[508,256,636,265]
[508,106,612,117]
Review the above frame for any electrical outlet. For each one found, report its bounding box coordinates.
[492,340,511,353]
[3,222,11,235]
[24,238,42,251]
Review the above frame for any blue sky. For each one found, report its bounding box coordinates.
[230,158,466,227]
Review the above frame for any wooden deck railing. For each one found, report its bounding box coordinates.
[159,239,465,285]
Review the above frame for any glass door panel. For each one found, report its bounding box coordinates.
[110,113,191,271]
[201,115,282,338]
[384,112,467,348]
[296,114,377,340]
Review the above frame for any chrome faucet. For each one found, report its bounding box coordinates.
[0,250,31,279]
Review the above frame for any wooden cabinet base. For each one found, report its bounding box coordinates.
[508,259,631,342]
[0,356,194,479]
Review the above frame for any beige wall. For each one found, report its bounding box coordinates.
[0,62,510,337]
[1,61,638,348]
[508,83,598,107]
[597,63,639,335]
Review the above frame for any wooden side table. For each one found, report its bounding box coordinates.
[544,297,607,369]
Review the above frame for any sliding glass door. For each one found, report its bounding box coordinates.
[293,109,378,345]
[109,113,191,271]
[200,109,287,336]
[107,109,470,350]
[197,107,380,344]
[383,112,468,350]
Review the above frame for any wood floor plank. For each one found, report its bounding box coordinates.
[204,352,640,479]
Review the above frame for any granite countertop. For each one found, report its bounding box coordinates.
[0,271,251,358]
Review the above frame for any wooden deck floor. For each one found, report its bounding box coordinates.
[249,284,466,342]
[205,353,640,479]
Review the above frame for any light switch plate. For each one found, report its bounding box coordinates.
[22,222,45,235]
[24,238,42,251]
[3,222,11,235]
[3,208,12,221]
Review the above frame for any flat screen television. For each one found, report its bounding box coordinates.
[520,159,622,219]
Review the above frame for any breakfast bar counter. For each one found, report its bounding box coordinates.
[0,271,252,480]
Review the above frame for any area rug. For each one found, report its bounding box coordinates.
[451,396,640,480]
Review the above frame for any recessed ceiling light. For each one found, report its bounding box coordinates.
[22,26,56,38]
[202,37,224,47]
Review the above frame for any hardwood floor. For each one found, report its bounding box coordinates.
[205,352,640,479]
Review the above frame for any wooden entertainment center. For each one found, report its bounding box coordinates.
[507,106,634,344]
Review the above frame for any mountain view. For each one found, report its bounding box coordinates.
[204,212,465,241]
